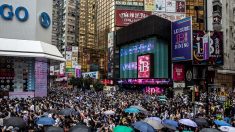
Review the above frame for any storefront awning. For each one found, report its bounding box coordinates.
[0,38,65,62]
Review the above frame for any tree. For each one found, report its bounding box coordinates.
[93,80,104,91]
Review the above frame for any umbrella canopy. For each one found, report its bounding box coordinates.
[162,119,179,128]
[132,121,155,132]
[113,125,134,132]
[200,128,220,132]
[144,118,163,130]
[47,109,59,114]
[46,126,64,132]
[214,120,231,126]
[36,117,56,126]
[219,126,235,132]
[69,124,92,132]
[59,108,75,116]
[159,99,167,102]
[193,118,209,127]
[104,110,115,115]
[3,117,26,128]
[158,95,167,99]
[162,123,177,131]
[130,105,147,112]
[179,119,198,128]
[124,108,140,113]
[146,117,161,122]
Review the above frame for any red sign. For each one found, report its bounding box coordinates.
[173,64,185,81]
[101,79,113,85]
[144,87,164,95]
[176,1,186,13]
[138,54,152,78]
[115,10,152,27]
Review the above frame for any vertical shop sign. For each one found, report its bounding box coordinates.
[173,64,185,81]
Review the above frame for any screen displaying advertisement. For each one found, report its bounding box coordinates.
[115,10,152,27]
[120,37,169,78]
[35,61,48,97]
[172,17,192,62]
[193,31,223,65]
[137,54,153,78]
[173,64,184,81]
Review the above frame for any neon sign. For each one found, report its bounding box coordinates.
[118,79,172,85]
[144,86,164,95]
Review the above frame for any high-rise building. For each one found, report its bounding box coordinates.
[78,0,97,72]
[186,0,205,30]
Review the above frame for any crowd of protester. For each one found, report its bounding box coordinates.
[0,87,235,132]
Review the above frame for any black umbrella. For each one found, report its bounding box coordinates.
[200,128,220,132]
[193,118,209,127]
[59,108,75,116]
[46,126,64,132]
[3,117,26,128]
[69,124,92,132]
[48,109,59,114]
[162,123,177,131]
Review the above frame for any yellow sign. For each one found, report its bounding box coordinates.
[144,0,155,11]
[66,61,72,68]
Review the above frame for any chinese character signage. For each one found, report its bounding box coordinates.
[115,10,152,27]
[193,31,223,65]
[172,17,192,62]
[137,54,153,78]
[173,64,184,81]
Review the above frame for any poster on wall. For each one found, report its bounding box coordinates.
[172,17,192,62]
[66,51,72,61]
[145,0,155,11]
[59,63,65,76]
[173,64,185,81]
[35,61,47,97]
[155,0,166,12]
[176,1,186,13]
[165,0,176,12]
[115,10,152,27]
[137,54,153,78]
[193,31,223,65]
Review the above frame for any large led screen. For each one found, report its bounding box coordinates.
[120,37,169,78]
[137,54,153,78]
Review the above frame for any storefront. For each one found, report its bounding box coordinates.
[0,0,65,98]
[115,15,173,95]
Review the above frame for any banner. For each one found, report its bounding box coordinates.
[145,0,155,11]
[115,10,152,27]
[59,63,65,76]
[66,51,72,61]
[82,71,99,79]
[172,17,192,62]
[137,54,153,78]
[193,31,223,65]
[173,64,185,81]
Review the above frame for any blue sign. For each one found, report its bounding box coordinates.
[172,17,192,62]
[40,12,51,29]
[0,4,29,21]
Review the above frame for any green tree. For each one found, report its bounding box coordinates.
[93,80,104,91]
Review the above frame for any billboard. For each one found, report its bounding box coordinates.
[145,0,155,11]
[137,54,153,78]
[193,31,223,65]
[120,37,169,78]
[82,71,99,79]
[173,64,185,81]
[172,17,192,62]
[115,10,152,27]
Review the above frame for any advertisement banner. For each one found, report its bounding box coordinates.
[173,82,185,88]
[166,0,176,12]
[115,10,152,27]
[35,61,47,97]
[82,71,99,79]
[137,54,153,78]
[193,31,223,65]
[145,0,155,11]
[76,69,81,78]
[172,17,192,62]
[66,46,72,51]
[66,51,72,61]
[66,61,72,68]
[155,0,166,12]
[176,1,186,13]
[72,46,78,52]
[59,63,65,76]
[173,64,185,81]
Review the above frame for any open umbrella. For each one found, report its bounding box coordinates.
[146,117,161,122]
[69,124,92,132]
[200,128,220,132]
[214,120,231,126]
[132,121,155,132]
[124,108,140,113]
[104,110,115,115]
[130,105,147,112]
[179,119,198,128]
[113,125,134,132]
[144,118,163,130]
[219,126,235,132]
[193,118,209,127]
[46,126,64,132]
[3,117,26,128]
[59,108,75,116]
[162,119,178,128]
[36,117,56,126]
